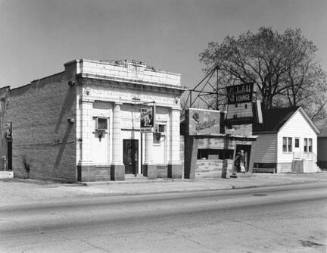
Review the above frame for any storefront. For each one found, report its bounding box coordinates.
[0,59,185,182]
[181,108,256,179]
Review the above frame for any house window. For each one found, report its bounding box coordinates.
[282,137,292,152]
[283,137,287,152]
[295,138,299,148]
[304,138,313,153]
[309,138,312,152]
[304,138,307,152]
[288,137,292,152]
[96,118,108,130]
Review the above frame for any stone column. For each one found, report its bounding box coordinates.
[111,103,125,180]
[143,131,157,179]
[168,108,183,178]
[78,100,94,181]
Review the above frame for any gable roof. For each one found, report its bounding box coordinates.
[253,106,319,135]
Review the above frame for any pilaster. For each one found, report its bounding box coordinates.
[79,99,94,166]
[111,102,125,180]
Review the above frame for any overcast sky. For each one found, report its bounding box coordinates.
[0,0,326,89]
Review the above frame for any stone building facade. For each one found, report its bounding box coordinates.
[0,59,185,182]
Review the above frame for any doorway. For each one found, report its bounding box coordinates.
[123,139,139,175]
[235,144,251,172]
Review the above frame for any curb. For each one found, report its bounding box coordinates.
[77,180,325,197]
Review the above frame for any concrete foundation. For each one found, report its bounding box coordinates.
[111,164,125,181]
[143,165,157,179]
[78,166,111,182]
[168,164,183,179]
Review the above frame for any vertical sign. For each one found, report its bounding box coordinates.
[140,106,154,129]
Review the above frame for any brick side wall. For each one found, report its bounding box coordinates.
[4,73,77,181]
[0,87,10,170]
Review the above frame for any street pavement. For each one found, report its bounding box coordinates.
[0,182,326,253]
[1,172,327,206]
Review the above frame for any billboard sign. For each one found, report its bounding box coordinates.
[226,83,254,104]
[186,108,223,136]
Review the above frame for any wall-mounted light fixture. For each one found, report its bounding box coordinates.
[68,81,75,87]
[67,118,75,124]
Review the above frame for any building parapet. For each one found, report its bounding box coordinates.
[65,59,181,87]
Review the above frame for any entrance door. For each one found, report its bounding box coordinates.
[123,139,139,174]
[235,145,251,172]
[293,137,301,159]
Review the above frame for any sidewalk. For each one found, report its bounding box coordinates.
[1,172,327,206]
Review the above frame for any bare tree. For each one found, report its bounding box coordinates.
[199,27,327,119]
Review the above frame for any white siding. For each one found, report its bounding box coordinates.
[252,134,277,164]
[277,110,318,172]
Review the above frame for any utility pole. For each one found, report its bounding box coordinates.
[221,133,229,178]
[216,67,219,110]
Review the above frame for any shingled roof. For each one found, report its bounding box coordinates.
[253,106,299,134]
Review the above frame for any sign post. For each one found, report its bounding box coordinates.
[221,133,230,178]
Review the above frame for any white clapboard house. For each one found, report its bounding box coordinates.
[251,107,320,173]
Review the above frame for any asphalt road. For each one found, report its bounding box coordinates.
[0,183,326,253]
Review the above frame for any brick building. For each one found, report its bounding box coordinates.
[0,59,185,182]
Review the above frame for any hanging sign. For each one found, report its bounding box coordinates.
[140,106,154,129]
